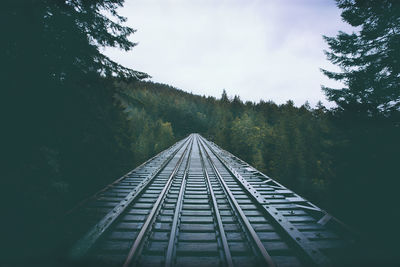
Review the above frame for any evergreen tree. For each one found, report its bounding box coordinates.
[321,0,400,115]
[321,1,400,262]
[2,1,147,263]
[220,89,230,103]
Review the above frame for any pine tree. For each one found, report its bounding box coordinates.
[321,0,400,116]
[2,1,148,262]
[220,89,230,103]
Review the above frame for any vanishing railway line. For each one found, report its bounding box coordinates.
[66,134,355,266]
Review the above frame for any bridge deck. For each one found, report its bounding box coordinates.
[65,134,355,266]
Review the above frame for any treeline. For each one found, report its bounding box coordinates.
[116,81,335,206]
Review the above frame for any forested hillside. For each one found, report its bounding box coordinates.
[115,80,335,207]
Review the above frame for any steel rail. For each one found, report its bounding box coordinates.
[198,137,276,267]
[69,135,192,260]
[221,139,356,238]
[204,139,345,224]
[216,140,357,238]
[205,137,356,237]
[199,135,330,266]
[197,137,234,267]
[123,136,194,267]
[164,136,193,267]
[65,137,189,216]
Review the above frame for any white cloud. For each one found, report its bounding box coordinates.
[104,0,353,107]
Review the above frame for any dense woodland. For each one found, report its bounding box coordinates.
[3,0,400,265]
[115,81,335,206]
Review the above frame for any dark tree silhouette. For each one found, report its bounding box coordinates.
[321,0,400,116]
[2,1,148,264]
[321,1,400,264]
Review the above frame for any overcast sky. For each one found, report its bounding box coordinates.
[104,0,354,107]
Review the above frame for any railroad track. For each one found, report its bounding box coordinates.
[66,134,355,266]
